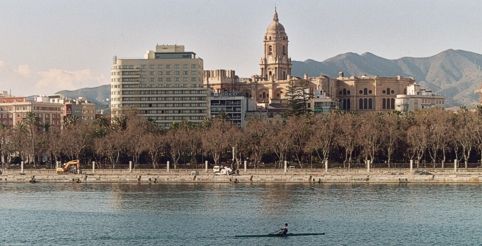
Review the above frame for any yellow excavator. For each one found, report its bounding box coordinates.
[56,160,81,174]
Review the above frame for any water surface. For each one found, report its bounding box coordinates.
[0,183,481,245]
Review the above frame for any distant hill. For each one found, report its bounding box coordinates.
[55,84,110,113]
[292,49,482,106]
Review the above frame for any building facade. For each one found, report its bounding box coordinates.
[111,45,208,128]
[309,89,338,113]
[209,92,248,127]
[202,9,441,114]
[395,83,444,111]
[0,97,62,128]
[330,74,415,112]
[203,69,243,93]
[63,99,96,122]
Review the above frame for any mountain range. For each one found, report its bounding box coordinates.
[56,85,110,113]
[292,49,482,106]
[55,49,482,108]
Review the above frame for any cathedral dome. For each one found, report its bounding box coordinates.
[266,10,286,36]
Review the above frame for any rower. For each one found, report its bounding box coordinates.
[279,223,288,236]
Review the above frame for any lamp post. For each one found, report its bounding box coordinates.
[231,146,235,170]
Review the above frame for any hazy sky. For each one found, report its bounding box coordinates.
[1,0,482,96]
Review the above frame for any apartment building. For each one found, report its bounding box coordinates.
[209,92,248,127]
[0,97,62,128]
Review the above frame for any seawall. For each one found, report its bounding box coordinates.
[2,169,482,184]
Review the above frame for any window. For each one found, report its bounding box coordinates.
[268,45,273,55]
[382,98,386,109]
[283,45,286,55]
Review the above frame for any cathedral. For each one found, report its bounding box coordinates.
[250,9,317,105]
[204,9,317,106]
[203,9,441,113]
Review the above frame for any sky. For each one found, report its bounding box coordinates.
[1,0,482,96]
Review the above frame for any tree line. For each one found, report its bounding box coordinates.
[1,108,482,169]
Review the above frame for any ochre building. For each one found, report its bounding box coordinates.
[204,9,439,113]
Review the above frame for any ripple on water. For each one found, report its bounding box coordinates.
[0,183,481,245]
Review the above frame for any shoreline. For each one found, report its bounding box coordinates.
[2,168,482,184]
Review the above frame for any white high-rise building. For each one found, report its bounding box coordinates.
[111,45,208,128]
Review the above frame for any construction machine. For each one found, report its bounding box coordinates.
[56,160,81,174]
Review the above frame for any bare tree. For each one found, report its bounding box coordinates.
[473,111,482,167]
[225,125,244,170]
[261,119,288,168]
[380,112,402,167]
[406,124,428,168]
[286,116,313,168]
[125,117,148,166]
[244,119,270,168]
[95,131,124,168]
[165,128,186,168]
[305,113,337,165]
[335,113,360,169]
[358,112,383,166]
[202,119,232,165]
[454,110,476,168]
[60,123,94,162]
[144,132,165,168]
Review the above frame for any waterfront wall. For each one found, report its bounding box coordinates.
[3,168,482,184]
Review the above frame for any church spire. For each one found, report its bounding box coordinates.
[273,7,279,22]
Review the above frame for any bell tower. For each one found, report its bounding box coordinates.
[260,9,291,81]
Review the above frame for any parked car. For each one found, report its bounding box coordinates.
[213,165,233,175]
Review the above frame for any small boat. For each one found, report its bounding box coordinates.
[234,232,325,238]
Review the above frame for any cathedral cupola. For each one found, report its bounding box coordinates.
[260,8,291,81]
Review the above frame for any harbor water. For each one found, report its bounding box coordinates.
[0,183,481,245]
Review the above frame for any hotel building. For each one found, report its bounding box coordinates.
[111,45,208,128]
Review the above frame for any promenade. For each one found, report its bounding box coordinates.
[2,167,482,184]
